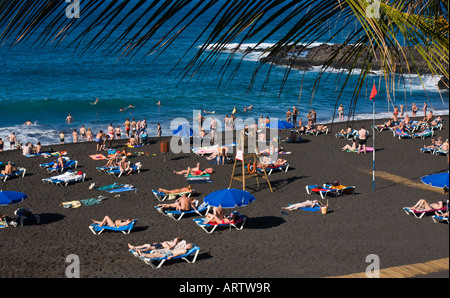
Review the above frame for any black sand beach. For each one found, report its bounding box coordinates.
[0,116,448,279]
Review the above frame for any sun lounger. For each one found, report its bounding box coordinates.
[107,162,142,177]
[152,189,193,202]
[89,219,137,235]
[136,245,200,269]
[42,170,85,187]
[393,129,411,139]
[322,183,356,195]
[412,129,434,139]
[305,184,340,199]
[96,166,118,173]
[432,214,449,224]
[155,201,209,221]
[434,148,449,156]
[403,206,448,219]
[46,160,78,173]
[420,147,436,154]
[1,167,26,182]
[257,163,289,175]
[187,174,212,183]
[193,212,247,234]
[39,157,70,168]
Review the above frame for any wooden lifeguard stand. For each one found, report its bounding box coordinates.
[229,127,273,192]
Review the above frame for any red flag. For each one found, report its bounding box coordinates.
[369,83,378,101]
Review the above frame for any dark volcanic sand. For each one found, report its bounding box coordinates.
[0,116,448,279]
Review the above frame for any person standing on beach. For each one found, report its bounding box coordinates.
[86,128,93,142]
[124,118,131,138]
[79,125,86,141]
[115,125,122,139]
[196,113,205,131]
[411,103,418,116]
[0,138,3,152]
[156,123,162,137]
[311,109,317,125]
[107,124,115,141]
[72,129,79,143]
[338,104,344,122]
[286,109,292,123]
[210,117,218,144]
[131,118,137,137]
[400,105,404,117]
[95,131,104,152]
[423,102,428,117]
[357,126,368,154]
[292,106,299,126]
[6,132,16,150]
[59,131,65,144]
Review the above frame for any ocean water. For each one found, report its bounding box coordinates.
[0,2,448,149]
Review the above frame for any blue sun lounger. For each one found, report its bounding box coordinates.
[152,189,194,202]
[155,201,209,221]
[107,163,142,177]
[47,160,78,173]
[393,129,411,139]
[412,129,434,139]
[432,214,449,224]
[89,219,137,235]
[0,167,26,182]
[136,245,200,269]
[193,212,247,234]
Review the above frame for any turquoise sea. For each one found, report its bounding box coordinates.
[0,1,448,148]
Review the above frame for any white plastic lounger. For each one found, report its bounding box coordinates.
[152,189,193,202]
[42,170,85,187]
[155,201,209,221]
[89,219,137,235]
[137,245,200,269]
[193,212,247,234]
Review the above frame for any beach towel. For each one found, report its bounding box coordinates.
[96,183,124,190]
[89,154,107,160]
[61,200,82,208]
[346,147,374,153]
[80,198,101,206]
[106,186,137,193]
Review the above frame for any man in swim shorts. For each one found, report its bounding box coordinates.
[7,132,16,150]
[357,126,368,154]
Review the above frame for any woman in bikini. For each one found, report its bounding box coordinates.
[406,199,444,211]
[128,237,183,252]
[91,216,134,228]
[158,185,193,195]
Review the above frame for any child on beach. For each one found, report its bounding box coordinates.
[59,131,65,144]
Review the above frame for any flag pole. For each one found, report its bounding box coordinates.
[373,86,375,192]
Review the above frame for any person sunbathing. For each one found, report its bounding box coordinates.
[436,210,449,218]
[423,137,443,149]
[53,156,65,169]
[341,138,357,152]
[440,140,449,151]
[137,244,194,260]
[119,156,133,175]
[174,163,213,177]
[128,237,184,252]
[91,216,134,228]
[1,161,15,176]
[406,199,444,211]
[260,158,287,168]
[282,200,320,211]
[156,195,197,212]
[158,185,193,195]
[338,126,352,135]
[104,151,120,167]
[204,206,227,224]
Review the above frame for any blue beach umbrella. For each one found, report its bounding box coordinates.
[204,188,255,208]
[0,191,27,206]
[267,120,294,130]
[421,172,449,189]
[172,124,194,137]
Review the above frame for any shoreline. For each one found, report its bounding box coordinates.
[1,112,449,152]
[0,115,448,278]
